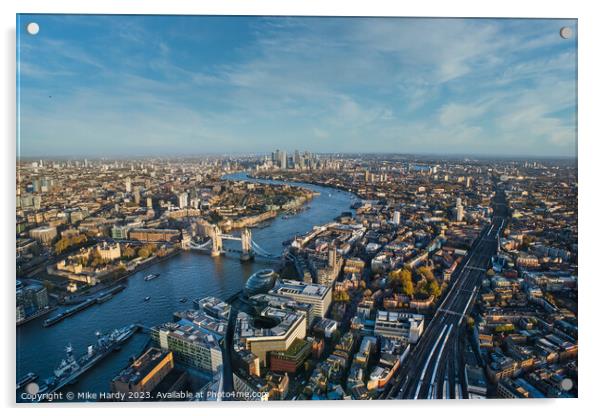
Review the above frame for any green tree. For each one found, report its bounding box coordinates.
[426,279,441,297]
[417,266,435,281]
[137,243,157,259]
[415,277,441,298]
[388,269,402,292]
[54,238,68,254]
[54,235,87,254]
[334,290,351,303]
[138,246,151,259]
[400,268,414,297]
[122,246,136,258]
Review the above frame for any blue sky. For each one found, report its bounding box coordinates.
[17,15,577,158]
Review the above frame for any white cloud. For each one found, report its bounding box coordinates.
[439,103,488,127]
[313,128,329,139]
[18,16,577,157]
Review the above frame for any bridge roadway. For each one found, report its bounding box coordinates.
[189,234,279,260]
[385,188,509,400]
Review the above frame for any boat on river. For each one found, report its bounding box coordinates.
[33,325,138,400]
[144,273,160,281]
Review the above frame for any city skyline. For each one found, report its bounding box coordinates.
[17,151,579,162]
[17,15,577,158]
[16,153,578,402]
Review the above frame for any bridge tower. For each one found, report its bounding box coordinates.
[240,228,254,262]
[210,225,223,257]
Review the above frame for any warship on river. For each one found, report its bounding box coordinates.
[32,324,138,399]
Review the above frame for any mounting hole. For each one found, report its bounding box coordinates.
[25,382,39,395]
[559,26,572,39]
[26,22,40,35]
[560,378,574,391]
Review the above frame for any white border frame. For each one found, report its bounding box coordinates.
[2,1,598,416]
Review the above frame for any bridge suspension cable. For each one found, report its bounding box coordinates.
[250,240,278,259]
[189,239,213,250]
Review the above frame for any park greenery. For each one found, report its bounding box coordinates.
[333,290,351,303]
[388,265,442,299]
[137,243,158,259]
[54,234,88,254]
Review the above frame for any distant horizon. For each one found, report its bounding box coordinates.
[16,150,578,162]
[17,15,577,158]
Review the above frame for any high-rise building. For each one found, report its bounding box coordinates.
[392,211,401,226]
[456,197,464,222]
[151,321,223,373]
[280,150,287,169]
[234,307,306,364]
[178,192,188,208]
[270,279,332,322]
[327,244,338,270]
[125,177,132,193]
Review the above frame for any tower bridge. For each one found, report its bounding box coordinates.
[188,225,280,262]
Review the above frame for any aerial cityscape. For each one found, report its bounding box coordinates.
[16,15,577,402]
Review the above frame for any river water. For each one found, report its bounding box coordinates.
[16,172,355,400]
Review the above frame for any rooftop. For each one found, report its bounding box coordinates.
[236,307,305,340]
[112,347,171,386]
[271,279,331,300]
[153,320,222,348]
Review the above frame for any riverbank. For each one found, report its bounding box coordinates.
[220,174,316,231]
[218,210,278,231]
[245,171,363,203]
[57,249,181,305]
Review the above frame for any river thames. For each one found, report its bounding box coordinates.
[16,172,355,399]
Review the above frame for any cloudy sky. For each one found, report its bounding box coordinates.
[17,15,577,158]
